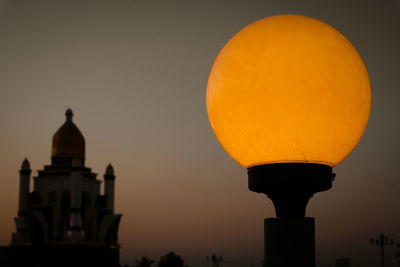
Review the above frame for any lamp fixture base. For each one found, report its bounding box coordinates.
[248,163,335,218]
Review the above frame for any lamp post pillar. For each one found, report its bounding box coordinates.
[265,218,315,267]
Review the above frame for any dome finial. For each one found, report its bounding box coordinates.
[65,109,73,122]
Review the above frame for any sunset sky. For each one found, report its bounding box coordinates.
[0,1,399,267]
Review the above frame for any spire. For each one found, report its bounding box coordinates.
[105,163,114,175]
[21,158,30,170]
[65,108,73,122]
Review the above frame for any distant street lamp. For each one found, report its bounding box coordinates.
[206,254,223,267]
[206,15,371,267]
[370,233,394,267]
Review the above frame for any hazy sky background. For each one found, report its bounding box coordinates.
[0,0,399,266]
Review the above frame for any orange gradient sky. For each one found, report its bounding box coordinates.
[0,1,399,267]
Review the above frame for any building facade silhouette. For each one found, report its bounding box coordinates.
[0,109,121,267]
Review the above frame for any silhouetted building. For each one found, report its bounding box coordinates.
[0,109,121,267]
[336,258,351,267]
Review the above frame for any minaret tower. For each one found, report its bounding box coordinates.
[11,158,32,245]
[18,158,31,213]
[104,164,115,211]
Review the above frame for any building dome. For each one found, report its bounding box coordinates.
[51,109,85,165]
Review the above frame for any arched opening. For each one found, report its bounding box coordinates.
[59,191,70,240]
[81,191,92,241]
[105,216,121,247]
[27,215,45,246]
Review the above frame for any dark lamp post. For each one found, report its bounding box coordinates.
[206,15,371,267]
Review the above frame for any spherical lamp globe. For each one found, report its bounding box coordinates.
[206,14,371,169]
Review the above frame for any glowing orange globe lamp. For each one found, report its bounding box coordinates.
[206,14,371,266]
[207,14,370,169]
